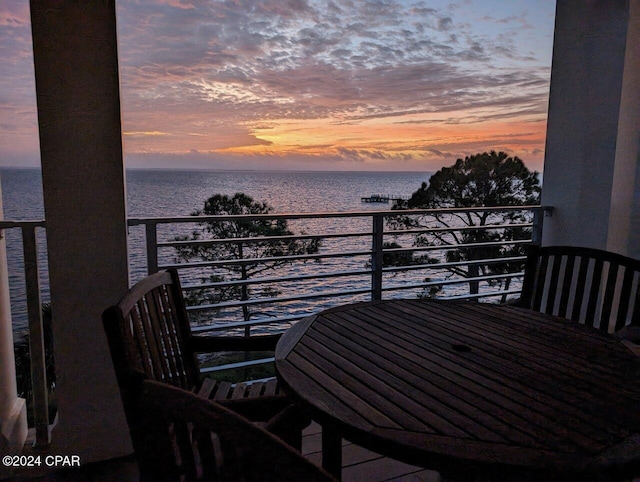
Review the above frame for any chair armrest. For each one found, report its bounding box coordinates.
[502,297,525,307]
[189,333,282,352]
[615,326,640,357]
[615,326,640,344]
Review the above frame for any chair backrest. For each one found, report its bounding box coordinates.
[102,269,202,469]
[103,269,200,390]
[137,379,334,481]
[520,245,640,332]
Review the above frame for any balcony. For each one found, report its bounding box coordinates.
[1,1,639,480]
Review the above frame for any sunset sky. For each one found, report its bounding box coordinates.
[0,0,556,172]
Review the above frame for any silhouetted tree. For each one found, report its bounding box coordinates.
[392,151,540,296]
[174,193,320,322]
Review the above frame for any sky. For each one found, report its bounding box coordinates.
[0,0,556,172]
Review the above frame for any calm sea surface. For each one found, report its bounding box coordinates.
[1,168,431,335]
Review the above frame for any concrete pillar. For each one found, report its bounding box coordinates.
[608,0,640,259]
[541,0,635,253]
[0,174,28,471]
[30,0,131,462]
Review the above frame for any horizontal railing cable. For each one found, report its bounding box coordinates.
[186,286,373,312]
[384,222,534,237]
[182,267,371,290]
[191,313,309,333]
[160,230,371,248]
[381,255,527,274]
[127,204,543,226]
[382,272,524,293]
[160,248,372,270]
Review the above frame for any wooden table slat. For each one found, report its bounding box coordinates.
[282,351,396,430]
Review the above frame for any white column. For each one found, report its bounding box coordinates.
[0,174,28,472]
[30,0,131,462]
[608,0,640,259]
[541,0,635,253]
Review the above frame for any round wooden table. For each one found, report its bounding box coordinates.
[275,300,640,481]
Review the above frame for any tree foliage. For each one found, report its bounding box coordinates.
[174,193,320,321]
[392,151,541,296]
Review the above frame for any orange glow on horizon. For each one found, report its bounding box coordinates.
[213,112,547,170]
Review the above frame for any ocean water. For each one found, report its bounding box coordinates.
[1,168,432,335]
[126,169,425,216]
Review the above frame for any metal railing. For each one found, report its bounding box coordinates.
[129,205,550,374]
[3,204,551,447]
[0,219,49,447]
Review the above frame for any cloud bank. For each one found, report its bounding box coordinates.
[0,0,555,171]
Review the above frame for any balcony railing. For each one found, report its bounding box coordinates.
[0,219,49,447]
[2,204,550,447]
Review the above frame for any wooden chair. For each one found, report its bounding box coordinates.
[130,379,334,481]
[518,245,640,333]
[102,268,310,455]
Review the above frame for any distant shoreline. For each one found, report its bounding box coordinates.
[0,165,435,174]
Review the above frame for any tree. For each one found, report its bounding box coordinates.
[365,241,416,269]
[174,193,320,322]
[392,151,541,296]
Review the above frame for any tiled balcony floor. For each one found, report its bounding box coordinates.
[4,422,441,481]
[302,422,441,482]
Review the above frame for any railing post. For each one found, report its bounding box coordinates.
[146,222,158,274]
[371,214,384,300]
[22,225,50,447]
[531,207,550,246]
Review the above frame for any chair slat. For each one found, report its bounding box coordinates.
[633,279,640,326]
[231,383,248,400]
[197,378,217,399]
[572,255,590,323]
[174,420,198,479]
[129,303,155,377]
[213,381,232,401]
[545,254,563,314]
[615,268,635,331]
[585,258,604,328]
[558,254,575,319]
[532,252,549,312]
[249,382,265,398]
[138,297,167,380]
[164,281,201,386]
[600,262,620,332]
[145,291,175,383]
[264,378,278,396]
[152,287,185,385]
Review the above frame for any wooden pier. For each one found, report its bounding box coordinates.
[360,194,406,203]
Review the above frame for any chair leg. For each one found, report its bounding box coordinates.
[265,403,312,451]
[278,426,303,452]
